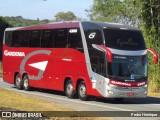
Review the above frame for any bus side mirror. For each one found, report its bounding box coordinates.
[147,48,158,64]
[92,44,112,62]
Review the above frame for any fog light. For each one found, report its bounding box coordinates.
[144,91,147,95]
[108,90,114,94]
[144,84,148,88]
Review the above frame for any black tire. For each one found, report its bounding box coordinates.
[65,80,75,98]
[23,74,30,91]
[15,74,23,90]
[78,81,88,101]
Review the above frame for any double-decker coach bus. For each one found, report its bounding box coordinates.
[2,21,158,101]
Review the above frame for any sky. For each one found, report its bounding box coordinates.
[0,0,93,20]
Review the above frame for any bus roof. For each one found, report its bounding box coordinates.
[81,21,139,31]
[5,21,139,31]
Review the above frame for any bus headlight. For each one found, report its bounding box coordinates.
[144,91,147,94]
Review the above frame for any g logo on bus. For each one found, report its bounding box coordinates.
[20,50,51,80]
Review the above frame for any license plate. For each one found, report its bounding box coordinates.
[127,92,135,97]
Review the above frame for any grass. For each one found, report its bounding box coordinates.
[148,92,160,97]
[0,88,111,119]
[0,88,72,111]
[148,87,160,97]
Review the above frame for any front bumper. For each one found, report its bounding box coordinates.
[102,85,147,98]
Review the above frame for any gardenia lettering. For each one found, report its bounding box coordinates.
[4,50,25,57]
[111,81,131,86]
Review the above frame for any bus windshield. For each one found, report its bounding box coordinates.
[103,29,146,50]
[107,55,148,81]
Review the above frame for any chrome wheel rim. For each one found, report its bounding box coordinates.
[79,85,86,97]
[16,77,21,87]
[24,78,28,88]
[67,83,73,95]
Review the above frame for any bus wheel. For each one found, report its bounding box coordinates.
[65,80,75,98]
[78,81,88,101]
[23,74,30,91]
[15,74,23,90]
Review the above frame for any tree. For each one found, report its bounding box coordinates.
[3,16,43,27]
[138,0,160,92]
[54,11,80,22]
[0,17,12,60]
[86,0,141,26]
[139,0,160,44]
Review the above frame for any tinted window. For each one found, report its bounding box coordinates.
[19,30,30,47]
[41,29,54,48]
[90,50,106,76]
[29,30,41,47]
[104,29,146,50]
[12,31,21,47]
[68,28,83,52]
[5,31,12,47]
[84,29,106,76]
[54,29,68,48]
[107,55,148,81]
[85,30,103,48]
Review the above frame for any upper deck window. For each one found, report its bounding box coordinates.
[103,29,146,50]
[5,31,12,47]
[54,29,68,48]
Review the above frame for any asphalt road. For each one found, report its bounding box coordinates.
[0,78,160,120]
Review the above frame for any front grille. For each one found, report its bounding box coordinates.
[115,86,141,91]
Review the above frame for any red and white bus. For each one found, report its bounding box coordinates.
[2,21,158,101]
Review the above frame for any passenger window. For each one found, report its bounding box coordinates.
[54,29,68,48]
[68,28,84,52]
[41,29,54,48]
[5,31,12,47]
[90,50,106,76]
[29,30,41,47]
[12,31,20,47]
[19,30,30,47]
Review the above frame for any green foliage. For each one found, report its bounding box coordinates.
[0,16,11,40]
[88,0,123,21]
[0,17,12,59]
[2,16,49,27]
[139,0,160,92]
[87,0,141,26]
[54,11,80,22]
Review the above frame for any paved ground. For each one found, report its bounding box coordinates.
[0,78,160,120]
